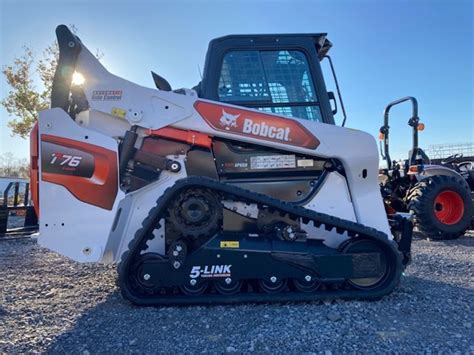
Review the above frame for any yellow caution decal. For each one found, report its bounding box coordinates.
[220,241,240,248]
[111,107,127,119]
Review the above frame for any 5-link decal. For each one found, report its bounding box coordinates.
[190,265,232,279]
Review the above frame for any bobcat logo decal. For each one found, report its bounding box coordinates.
[219,110,240,130]
[194,100,320,149]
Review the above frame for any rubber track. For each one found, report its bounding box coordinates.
[118,176,403,305]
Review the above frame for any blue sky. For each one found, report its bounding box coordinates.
[1,0,472,162]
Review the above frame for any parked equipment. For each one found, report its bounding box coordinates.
[439,154,474,190]
[0,178,38,237]
[31,25,413,305]
[379,97,472,240]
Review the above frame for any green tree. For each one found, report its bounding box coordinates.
[1,42,58,138]
[1,26,101,139]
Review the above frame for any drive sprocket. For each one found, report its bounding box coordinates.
[168,188,222,239]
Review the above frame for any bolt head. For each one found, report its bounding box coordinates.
[270,276,277,283]
[225,277,232,284]
[143,274,151,281]
[243,254,248,259]
[305,275,312,282]
[190,279,197,286]
[176,245,183,252]
[173,250,179,256]
[173,261,181,269]
[170,163,180,172]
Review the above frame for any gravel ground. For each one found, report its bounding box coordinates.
[1,233,473,353]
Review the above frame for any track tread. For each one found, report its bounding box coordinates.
[118,176,404,305]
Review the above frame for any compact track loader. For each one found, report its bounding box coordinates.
[30,25,412,305]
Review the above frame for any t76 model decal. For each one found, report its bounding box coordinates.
[194,101,320,149]
[40,134,118,210]
[42,142,94,177]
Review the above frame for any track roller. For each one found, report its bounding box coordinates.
[180,280,209,296]
[214,278,243,295]
[259,277,288,294]
[293,275,321,293]
[132,253,165,294]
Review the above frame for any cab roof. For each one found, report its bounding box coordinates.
[208,33,332,58]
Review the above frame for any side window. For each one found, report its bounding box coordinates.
[218,50,322,121]
[260,51,317,103]
[218,51,270,102]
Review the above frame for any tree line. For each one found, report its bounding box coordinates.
[0,152,29,178]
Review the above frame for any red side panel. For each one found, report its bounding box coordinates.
[29,123,40,218]
[194,100,320,149]
[40,134,118,210]
[146,127,212,149]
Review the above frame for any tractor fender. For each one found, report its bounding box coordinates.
[416,165,465,182]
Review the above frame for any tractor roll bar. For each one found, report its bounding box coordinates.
[380,96,419,170]
[50,25,82,111]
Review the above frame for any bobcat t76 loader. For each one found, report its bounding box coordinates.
[30,25,413,305]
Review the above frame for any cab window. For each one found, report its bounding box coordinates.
[218,50,322,121]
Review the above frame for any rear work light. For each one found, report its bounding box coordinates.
[408,165,423,174]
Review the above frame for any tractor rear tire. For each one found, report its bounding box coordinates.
[407,175,472,240]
